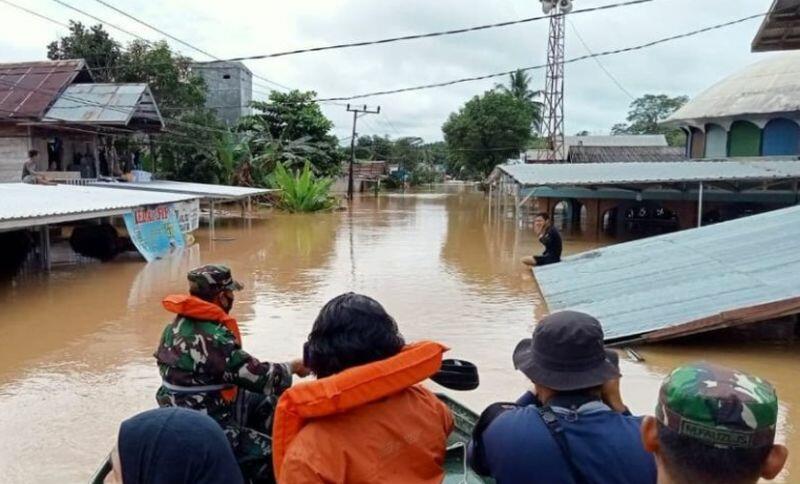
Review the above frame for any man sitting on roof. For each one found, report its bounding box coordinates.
[21,150,53,185]
[273,293,454,483]
[154,264,308,483]
[522,212,562,267]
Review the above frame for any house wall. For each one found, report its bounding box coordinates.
[194,62,253,127]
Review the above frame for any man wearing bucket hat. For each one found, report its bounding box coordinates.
[468,311,656,484]
[641,362,788,484]
[154,264,308,482]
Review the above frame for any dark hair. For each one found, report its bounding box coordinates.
[535,212,550,221]
[28,149,39,157]
[658,422,771,484]
[305,293,405,378]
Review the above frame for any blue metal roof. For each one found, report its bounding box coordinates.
[44,83,163,126]
[534,205,800,343]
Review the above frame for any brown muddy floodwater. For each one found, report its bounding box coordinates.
[0,187,797,483]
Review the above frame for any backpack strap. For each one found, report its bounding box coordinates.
[537,406,591,484]
[469,402,518,476]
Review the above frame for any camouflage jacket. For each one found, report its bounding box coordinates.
[154,315,292,420]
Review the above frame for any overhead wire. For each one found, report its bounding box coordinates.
[0,0,70,28]
[316,12,768,102]
[220,0,656,62]
[567,19,635,100]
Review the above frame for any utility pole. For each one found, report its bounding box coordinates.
[346,104,381,200]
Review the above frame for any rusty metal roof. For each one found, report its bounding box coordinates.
[752,0,800,52]
[44,83,163,127]
[535,205,800,344]
[0,60,89,121]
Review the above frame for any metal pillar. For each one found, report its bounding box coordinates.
[542,12,567,162]
[697,182,704,228]
[209,200,216,235]
[39,225,51,271]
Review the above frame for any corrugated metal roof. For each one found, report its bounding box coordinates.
[752,0,800,52]
[90,180,274,200]
[495,159,800,187]
[45,83,163,126]
[525,135,668,161]
[535,205,800,343]
[0,183,197,231]
[0,60,88,120]
[568,146,687,163]
[665,52,800,126]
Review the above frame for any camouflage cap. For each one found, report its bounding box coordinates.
[187,264,244,294]
[656,361,778,449]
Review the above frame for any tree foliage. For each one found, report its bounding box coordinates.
[612,94,689,147]
[442,90,537,179]
[47,21,121,82]
[495,69,543,132]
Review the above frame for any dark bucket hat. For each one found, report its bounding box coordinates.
[513,311,620,391]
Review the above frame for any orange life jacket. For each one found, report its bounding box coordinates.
[162,294,242,401]
[272,341,447,478]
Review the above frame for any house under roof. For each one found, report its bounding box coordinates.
[664,51,800,128]
[0,60,91,121]
[752,0,800,52]
[43,83,163,130]
[568,145,686,163]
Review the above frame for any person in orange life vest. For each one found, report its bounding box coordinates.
[273,293,454,483]
[154,265,309,483]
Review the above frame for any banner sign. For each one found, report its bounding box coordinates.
[124,204,186,262]
[175,199,200,234]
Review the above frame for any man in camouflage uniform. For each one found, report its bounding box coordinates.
[154,265,306,483]
[642,362,789,484]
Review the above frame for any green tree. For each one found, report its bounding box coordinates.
[442,90,536,179]
[495,69,543,131]
[612,94,689,147]
[47,21,121,82]
[242,90,342,176]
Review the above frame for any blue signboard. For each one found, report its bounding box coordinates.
[124,204,186,262]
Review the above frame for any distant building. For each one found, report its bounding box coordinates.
[664,52,800,159]
[523,134,669,162]
[568,145,686,163]
[191,61,253,126]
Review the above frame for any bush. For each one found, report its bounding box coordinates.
[269,161,335,213]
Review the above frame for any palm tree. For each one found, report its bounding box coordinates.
[496,69,544,132]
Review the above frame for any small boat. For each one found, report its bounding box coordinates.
[89,394,492,483]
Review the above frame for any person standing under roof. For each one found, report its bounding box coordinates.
[522,212,562,267]
[641,362,788,484]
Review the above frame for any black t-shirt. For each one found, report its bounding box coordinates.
[534,226,562,266]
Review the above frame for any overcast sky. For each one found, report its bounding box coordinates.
[0,0,779,142]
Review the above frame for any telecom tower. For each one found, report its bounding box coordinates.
[540,0,572,162]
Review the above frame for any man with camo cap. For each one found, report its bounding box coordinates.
[642,362,788,484]
[155,264,308,483]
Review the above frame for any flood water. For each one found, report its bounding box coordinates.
[0,187,797,482]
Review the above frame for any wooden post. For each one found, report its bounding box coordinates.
[39,225,51,271]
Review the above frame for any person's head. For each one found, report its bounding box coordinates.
[304,292,405,378]
[104,407,243,484]
[512,311,619,401]
[641,362,787,484]
[187,264,243,313]
[28,149,39,159]
[533,212,550,232]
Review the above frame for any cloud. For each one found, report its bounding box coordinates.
[0,0,773,141]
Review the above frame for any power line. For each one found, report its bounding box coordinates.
[0,0,69,27]
[568,19,635,100]
[316,12,767,102]
[89,0,293,92]
[50,0,147,42]
[219,0,655,62]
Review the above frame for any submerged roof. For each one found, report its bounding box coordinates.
[0,183,197,231]
[665,52,800,126]
[44,83,163,127]
[0,60,89,121]
[493,159,800,187]
[90,180,273,200]
[752,0,800,52]
[535,205,800,344]
[568,146,686,163]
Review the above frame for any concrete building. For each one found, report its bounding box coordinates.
[191,61,253,126]
[665,52,800,159]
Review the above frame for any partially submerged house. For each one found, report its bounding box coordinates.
[0,59,163,182]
